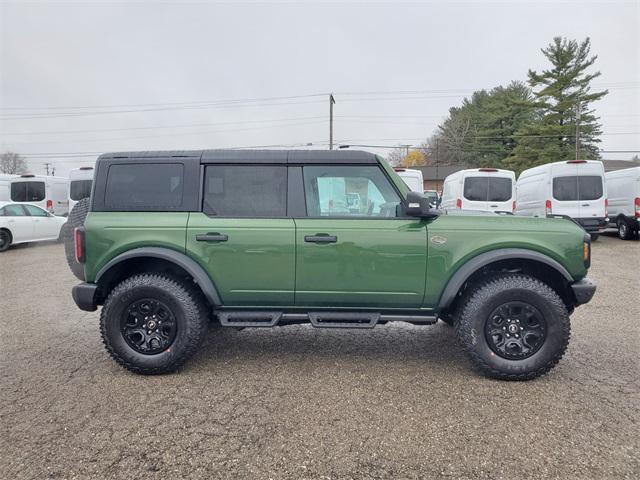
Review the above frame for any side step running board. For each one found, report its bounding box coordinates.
[215,311,438,328]
[218,311,282,327]
[308,312,379,329]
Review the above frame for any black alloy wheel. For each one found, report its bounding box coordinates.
[485,301,547,360]
[122,298,178,354]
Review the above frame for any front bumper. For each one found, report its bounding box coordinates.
[571,277,596,306]
[575,217,608,233]
[72,283,98,312]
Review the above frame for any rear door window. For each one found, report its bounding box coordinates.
[464,177,513,202]
[553,176,603,201]
[203,165,287,217]
[578,176,603,200]
[70,180,92,201]
[463,178,488,201]
[105,163,184,209]
[11,182,45,202]
[488,177,512,202]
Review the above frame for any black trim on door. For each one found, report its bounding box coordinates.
[287,166,306,217]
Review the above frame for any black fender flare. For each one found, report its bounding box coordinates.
[436,248,573,310]
[95,247,221,306]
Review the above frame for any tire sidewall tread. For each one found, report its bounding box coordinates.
[100,273,208,375]
[455,273,571,381]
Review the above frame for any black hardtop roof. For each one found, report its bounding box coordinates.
[97,149,379,164]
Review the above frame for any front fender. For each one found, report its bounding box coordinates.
[435,248,573,310]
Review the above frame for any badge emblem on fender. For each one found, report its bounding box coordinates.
[430,235,447,245]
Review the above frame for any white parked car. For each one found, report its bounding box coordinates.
[0,202,67,252]
[68,167,94,212]
[605,166,640,240]
[394,168,424,192]
[516,160,607,239]
[10,174,69,216]
[441,168,516,212]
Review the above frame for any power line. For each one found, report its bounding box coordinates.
[0,93,329,111]
[2,116,326,136]
[0,99,327,121]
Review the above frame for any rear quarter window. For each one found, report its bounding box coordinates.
[105,163,184,209]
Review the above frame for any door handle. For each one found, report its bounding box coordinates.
[581,204,590,207]
[196,232,228,243]
[304,234,338,244]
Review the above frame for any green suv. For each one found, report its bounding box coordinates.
[71,150,596,379]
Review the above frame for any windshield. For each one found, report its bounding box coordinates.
[377,156,410,197]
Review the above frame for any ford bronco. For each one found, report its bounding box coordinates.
[70,150,596,379]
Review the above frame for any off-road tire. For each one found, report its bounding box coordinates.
[63,198,91,280]
[617,218,634,240]
[100,273,208,375]
[0,229,11,252]
[455,273,570,381]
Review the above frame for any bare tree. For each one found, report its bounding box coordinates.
[0,152,27,174]
[386,146,406,166]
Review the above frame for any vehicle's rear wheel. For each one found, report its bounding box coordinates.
[0,229,11,252]
[100,273,208,375]
[590,233,599,241]
[455,273,570,381]
[63,198,91,280]
[617,218,634,240]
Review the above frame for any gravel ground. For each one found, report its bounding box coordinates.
[0,232,638,480]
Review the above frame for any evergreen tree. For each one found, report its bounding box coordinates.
[428,81,536,168]
[507,37,608,172]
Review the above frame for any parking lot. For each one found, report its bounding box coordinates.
[0,233,638,480]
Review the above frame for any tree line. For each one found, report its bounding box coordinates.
[390,37,609,174]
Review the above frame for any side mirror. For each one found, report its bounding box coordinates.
[405,191,438,218]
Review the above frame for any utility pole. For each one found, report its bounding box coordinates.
[435,138,440,194]
[329,94,336,150]
[575,102,581,161]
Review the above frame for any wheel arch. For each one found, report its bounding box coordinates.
[437,249,575,313]
[95,247,221,307]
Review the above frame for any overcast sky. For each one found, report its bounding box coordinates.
[1,0,638,177]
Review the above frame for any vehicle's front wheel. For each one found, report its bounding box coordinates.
[455,274,570,381]
[100,274,208,375]
[617,218,634,240]
[590,233,599,241]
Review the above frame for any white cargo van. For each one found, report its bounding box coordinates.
[10,175,69,216]
[0,174,18,201]
[516,160,607,238]
[605,166,639,240]
[394,168,424,193]
[68,167,94,212]
[441,168,516,212]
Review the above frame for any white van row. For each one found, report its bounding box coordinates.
[440,160,639,240]
[0,167,94,216]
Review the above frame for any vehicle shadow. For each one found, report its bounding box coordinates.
[195,321,468,370]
